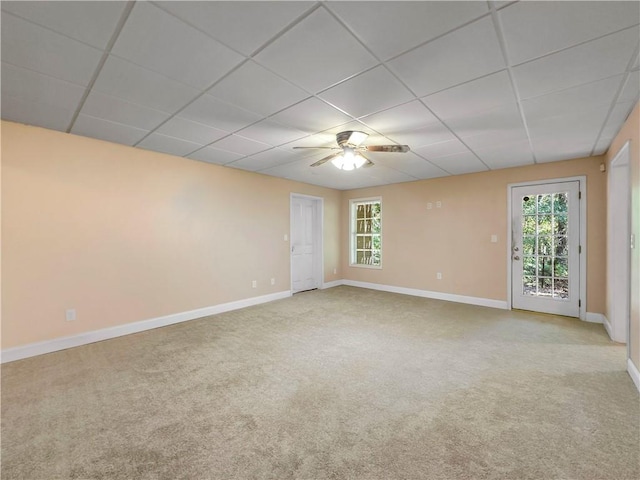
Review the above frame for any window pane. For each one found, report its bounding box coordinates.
[538,277,552,296]
[554,236,568,256]
[538,215,552,235]
[554,279,569,299]
[553,193,568,213]
[554,215,567,235]
[522,196,536,214]
[554,257,568,278]
[523,276,536,296]
[523,236,536,255]
[357,236,364,248]
[538,194,552,213]
[538,257,553,276]
[357,205,365,219]
[538,236,552,255]
[523,216,536,235]
[523,257,536,276]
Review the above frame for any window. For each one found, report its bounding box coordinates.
[350,198,381,267]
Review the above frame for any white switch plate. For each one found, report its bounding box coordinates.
[436,272,442,280]
[333,268,337,275]
[436,201,442,208]
[491,234,498,243]
[252,280,257,288]
[270,278,275,285]
[427,202,432,210]
[66,309,76,321]
[284,234,288,241]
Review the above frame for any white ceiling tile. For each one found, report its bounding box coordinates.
[1,94,74,132]
[528,105,610,142]
[413,139,471,159]
[428,151,489,175]
[92,56,199,113]
[532,137,594,163]
[209,134,271,156]
[156,117,228,145]
[521,75,623,120]
[600,101,636,139]
[1,62,85,110]
[387,123,455,149]
[328,1,488,60]
[422,71,516,120]
[593,136,614,156]
[359,100,440,134]
[255,8,378,93]
[367,151,448,179]
[461,127,530,151]
[111,3,244,90]
[156,2,313,56]
[270,98,352,134]
[1,13,102,85]
[1,1,127,49]
[618,70,640,104]
[137,133,202,157]
[207,61,309,117]
[514,27,640,99]
[228,148,299,172]
[388,17,505,97]
[500,1,640,65]
[187,146,244,166]
[473,140,534,169]
[319,66,414,118]
[632,50,640,70]
[235,119,308,147]
[179,94,262,133]
[446,104,525,142]
[81,92,170,131]
[71,114,149,146]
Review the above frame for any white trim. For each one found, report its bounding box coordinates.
[322,280,343,289]
[584,312,605,324]
[602,314,614,340]
[1,291,291,364]
[342,279,508,310]
[506,176,587,320]
[628,358,640,392]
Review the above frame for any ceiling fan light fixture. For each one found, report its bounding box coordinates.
[331,155,345,169]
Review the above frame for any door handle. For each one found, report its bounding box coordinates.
[513,255,520,260]
[513,246,519,252]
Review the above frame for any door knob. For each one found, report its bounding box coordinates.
[513,246,519,251]
[513,255,520,260]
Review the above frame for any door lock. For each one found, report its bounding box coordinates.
[513,246,519,251]
[513,255,520,260]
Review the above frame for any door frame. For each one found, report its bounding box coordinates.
[507,176,587,320]
[607,140,631,347]
[290,193,324,293]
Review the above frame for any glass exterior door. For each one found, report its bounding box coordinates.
[511,181,580,317]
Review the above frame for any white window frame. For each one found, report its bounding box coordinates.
[349,197,382,269]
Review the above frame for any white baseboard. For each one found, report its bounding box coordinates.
[585,312,606,324]
[628,358,640,392]
[341,279,508,310]
[1,290,291,364]
[322,280,343,289]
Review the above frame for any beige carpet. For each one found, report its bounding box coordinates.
[2,286,639,479]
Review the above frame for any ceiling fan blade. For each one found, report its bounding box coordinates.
[310,152,341,167]
[293,146,340,150]
[365,144,410,153]
[358,152,374,167]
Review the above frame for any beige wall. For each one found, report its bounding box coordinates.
[606,102,640,370]
[341,156,607,313]
[1,121,341,349]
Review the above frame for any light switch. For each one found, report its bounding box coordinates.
[491,234,498,243]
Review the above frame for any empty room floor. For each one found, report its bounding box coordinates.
[2,286,638,479]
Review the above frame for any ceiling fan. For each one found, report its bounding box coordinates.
[293,131,410,170]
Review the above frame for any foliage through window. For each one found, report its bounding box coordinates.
[350,198,381,267]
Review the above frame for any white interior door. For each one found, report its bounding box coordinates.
[511,181,580,317]
[291,196,319,293]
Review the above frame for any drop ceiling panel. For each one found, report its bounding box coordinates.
[428,151,489,175]
[600,101,636,139]
[207,61,309,117]
[359,100,440,134]
[137,133,202,157]
[500,1,640,65]
[209,134,271,156]
[319,66,414,118]
[156,117,228,145]
[1,1,127,49]
[445,104,524,139]
[187,146,244,166]
[71,114,149,146]
[593,136,614,156]
[81,92,171,131]
[270,98,352,134]
[1,62,86,111]
[179,94,263,133]
[422,71,516,120]
[388,17,505,97]
[413,139,471,159]
[474,140,534,169]
[111,2,244,90]
[255,8,378,93]
[533,137,594,163]
[1,13,102,86]
[367,152,448,179]
[228,147,299,172]
[387,123,456,149]
[1,94,74,132]
[235,119,308,147]
[528,105,610,142]
[92,57,199,113]
[156,1,313,56]
[521,75,623,120]
[462,127,530,151]
[618,70,640,104]
[514,27,640,99]
[328,1,488,60]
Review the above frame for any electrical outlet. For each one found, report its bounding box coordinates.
[252,280,257,288]
[436,272,442,280]
[436,201,442,208]
[66,309,76,321]
[270,278,275,285]
[427,202,433,210]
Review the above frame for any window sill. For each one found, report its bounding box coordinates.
[349,263,382,270]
